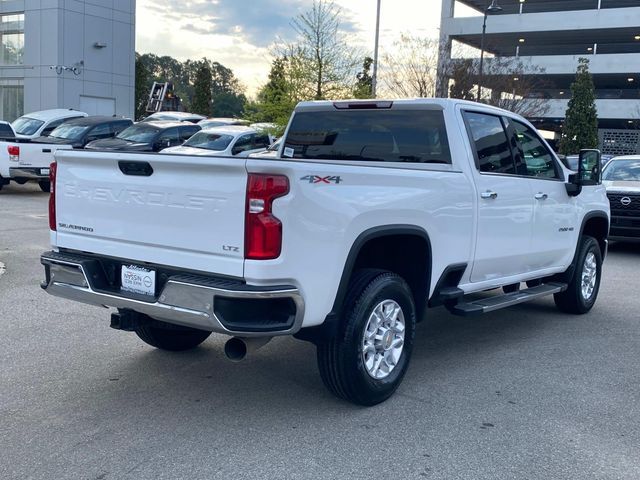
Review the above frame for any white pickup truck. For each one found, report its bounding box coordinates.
[41,99,610,405]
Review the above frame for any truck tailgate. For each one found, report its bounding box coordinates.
[18,142,73,167]
[54,151,247,278]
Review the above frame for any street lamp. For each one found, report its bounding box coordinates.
[372,0,382,98]
[477,0,503,102]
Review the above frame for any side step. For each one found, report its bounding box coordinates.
[448,282,567,317]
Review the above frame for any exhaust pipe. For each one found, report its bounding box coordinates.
[224,336,272,362]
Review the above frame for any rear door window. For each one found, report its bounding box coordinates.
[463,112,515,175]
[283,109,451,164]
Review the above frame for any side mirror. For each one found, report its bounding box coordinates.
[578,149,601,185]
[566,149,602,197]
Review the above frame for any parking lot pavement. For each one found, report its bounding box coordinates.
[1,184,639,480]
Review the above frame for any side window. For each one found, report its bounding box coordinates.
[510,120,560,179]
[42,119,65,136]
[159,128,180,146]
[232,134,254,155]
[180,126,200,141]
[463,112,515,175]
[112,121,131,136]
[253,134,270,149]
[88,123,111,140]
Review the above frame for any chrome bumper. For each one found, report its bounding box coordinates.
[41,251,304,337]
[10,167,49,179]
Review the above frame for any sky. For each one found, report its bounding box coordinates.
[135,0,477,97]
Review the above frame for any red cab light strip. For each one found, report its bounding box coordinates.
[49,162,57,231]
[245,174,289,260]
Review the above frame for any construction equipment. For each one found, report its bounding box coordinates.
[145,82,183,113]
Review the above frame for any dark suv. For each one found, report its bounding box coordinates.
[32,116,133,148]
[85,121,201,152]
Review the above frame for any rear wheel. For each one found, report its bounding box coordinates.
[135,319,211,351]
[554,235,602,314]
[38,181,51,193]
[317,269,416,406]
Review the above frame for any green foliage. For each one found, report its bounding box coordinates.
[353,57,373,99]
[559,58,598,155]
[134,53,151,120]
[135,53,246,116]
[249,57,297,127]
[191,63,212,116]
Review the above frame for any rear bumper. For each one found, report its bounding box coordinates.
[10,167,49,180]
[41,250,304,337]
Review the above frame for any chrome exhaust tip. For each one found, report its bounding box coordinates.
[224,336,272,362]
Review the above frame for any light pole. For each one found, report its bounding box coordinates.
[477,0,503,102]
[372,0,381,98]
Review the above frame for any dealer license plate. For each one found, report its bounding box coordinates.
[121,265,156,297]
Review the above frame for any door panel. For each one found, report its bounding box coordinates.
[462,111,535,283]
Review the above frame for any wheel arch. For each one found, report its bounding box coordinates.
[296,225,432,343]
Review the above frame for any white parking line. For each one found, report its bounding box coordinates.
[0,262,5,277]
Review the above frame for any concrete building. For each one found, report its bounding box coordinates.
[0,0,135,122]
[440,0,640,154]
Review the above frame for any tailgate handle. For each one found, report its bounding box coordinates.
[119,161,154,177]
[42,148,52,153]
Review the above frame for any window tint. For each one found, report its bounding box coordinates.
[510,119,560,179]
[112,121,132,135]
[42,118,65,136]
[284,109,451,164]
[179,125,200,141]
[464,112,514,174]
[254,134,270,149]
[232,134,254,155]
[90,123,111,138]
[159,128,179,143]
[0,123,14,139]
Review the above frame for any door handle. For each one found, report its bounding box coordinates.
[534,192,548,200]
[481,191,498,200]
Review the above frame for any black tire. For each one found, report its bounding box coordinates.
[38,181,51,193]
[317,269,416,406]
[503,283,520,294]
[135,319,211,351]
[554,235,602,314]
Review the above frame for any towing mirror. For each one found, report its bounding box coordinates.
[578,149,601,185]
[566,149,602,197]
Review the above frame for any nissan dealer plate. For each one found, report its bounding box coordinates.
[121,265,156,297]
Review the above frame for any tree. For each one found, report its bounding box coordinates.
[447,58,475,101]
[277,0,361,100]
[559,58,598,155]
[191,63,212,116]
[381,35,440,98]
[353,57,374,99]
[252,57,297,126]
[134,53,151,120]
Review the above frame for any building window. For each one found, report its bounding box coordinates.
[0,13,24,65]
[0,79,24,122]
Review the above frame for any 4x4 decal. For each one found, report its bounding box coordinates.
[300,175,343,184]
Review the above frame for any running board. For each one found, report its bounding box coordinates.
[448,282,567,317]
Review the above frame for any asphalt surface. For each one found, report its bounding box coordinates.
[1,182,639,480]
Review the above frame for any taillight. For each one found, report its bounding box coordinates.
[49,162,57,231]
[245,174,289,260]
[7,145,19,162]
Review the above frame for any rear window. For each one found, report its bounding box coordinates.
[283,109,451,164]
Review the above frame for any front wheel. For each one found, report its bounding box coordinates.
[317,270,416,406]
[554,235,602,314]
[135,319,211,351]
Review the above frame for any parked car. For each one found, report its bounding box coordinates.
[11,109,88,139]
[198,117,250,129]
[161,126,270,157]
[86,121,201,152]
[602,155,640,241]
[562,154,613,171]
[141,111,205,124]
[0,116,132,192]
[0,121,16,141]
[32,116,132,149]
